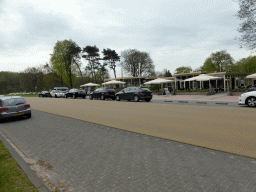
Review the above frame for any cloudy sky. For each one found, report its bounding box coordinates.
[0,0,255,78]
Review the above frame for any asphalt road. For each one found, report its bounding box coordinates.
[1,109,256,192]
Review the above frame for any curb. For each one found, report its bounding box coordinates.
[0,131,51,192]
[162,100,232,106]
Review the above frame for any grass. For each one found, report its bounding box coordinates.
[0,140,39,192]
[3,94,39,97]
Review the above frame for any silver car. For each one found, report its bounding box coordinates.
[0,96,31,121]
[50,90,65,98]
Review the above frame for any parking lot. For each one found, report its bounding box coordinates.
[1,109,256,192]
[1,95,256,191]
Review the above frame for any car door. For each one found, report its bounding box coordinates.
[93,88,100,98]
[68,89,73,97]
[127,87,136,100]
[122,88,130,100]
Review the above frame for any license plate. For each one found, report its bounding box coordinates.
[147,96,151,97]
[14,112,23,116]
[111,95,114,96]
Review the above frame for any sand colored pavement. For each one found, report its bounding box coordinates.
[25,97,256,159]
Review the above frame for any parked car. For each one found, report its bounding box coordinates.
[0,96,31,122]
[238,91,256,107]
[53,87,69,92]
[115,87,152,102]
[89,88,116,100]
[39,91,51,97]
[50,90,65,98]
[65,89,86,99]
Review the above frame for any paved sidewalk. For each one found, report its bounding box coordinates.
[153,93,239,102]
[1,110,256,192]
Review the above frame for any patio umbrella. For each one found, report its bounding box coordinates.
[144,78,173,95]
[193,74,222,90]
[246,73,256,79]
[102,80,126,85]
[80,82,100,87]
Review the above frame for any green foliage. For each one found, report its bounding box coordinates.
[0,141,39,191]
[102,48,120,78]
[163,68,172,77]
[82,45,102,82]
[201,50,235,72]
[51,39,81,88]
[174,66,192,74]
[176,90,208,92]
[148,84,161,92]
[232,88,246,92]
[234,56,256,73]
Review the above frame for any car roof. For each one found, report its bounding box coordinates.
[0,96,24,100]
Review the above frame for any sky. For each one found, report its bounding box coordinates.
[1,0,255,78]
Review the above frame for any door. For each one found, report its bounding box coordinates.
[94,89,100,98]
[122,88,130,100]
[127,87,136,100]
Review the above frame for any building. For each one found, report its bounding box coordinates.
[104,71,254,91]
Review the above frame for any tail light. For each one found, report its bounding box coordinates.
[114,92,116,94]
[0,107,8,111]
[104,91,109,94]
[139,91,145,93]
[24,104,30,108]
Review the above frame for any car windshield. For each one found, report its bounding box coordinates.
[140,88,150,91]
[2,98,26,106]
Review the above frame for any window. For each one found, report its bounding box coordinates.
[2,98,26,106]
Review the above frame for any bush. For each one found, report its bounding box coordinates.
[233,88,246,92]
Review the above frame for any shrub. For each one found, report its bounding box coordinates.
[232,88,240,92]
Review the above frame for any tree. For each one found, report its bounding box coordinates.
[95,65,110,84]
[236,0,256,51]
[120,49,154,77]
[234,56,256,72]
[82,45,102,82]
[201,50,235,72]
[51,39,81,88]
[163,68,172,77]
[102,48,120,78]
[174,66,192,74]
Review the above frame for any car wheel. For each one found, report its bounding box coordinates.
[112,97,115,100]
[65,95,67,99]
[101,95,105,100]
[82,96,85,99]
[55,95,57,98]
[145,99,151,102]
[73,94,76,99]
[116,95,120,101]
[246,97,256,107]
[134,95,139,102]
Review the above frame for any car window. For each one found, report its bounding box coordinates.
[95,88,99,92]
[140,88,150,91]
[123,88,130,92]
[2,98,26,106]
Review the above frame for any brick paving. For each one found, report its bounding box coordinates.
[1,110,256,192]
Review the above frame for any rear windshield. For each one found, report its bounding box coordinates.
[2,98,26,106]
[140,88,151,91]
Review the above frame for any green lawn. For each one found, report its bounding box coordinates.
[4,94,39,97]
[0,140,39,192]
